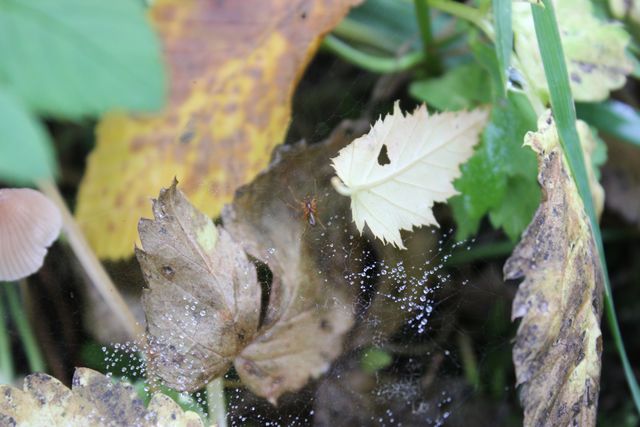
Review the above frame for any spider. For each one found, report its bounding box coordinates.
[300,195,319,227]
[286,186,325,229]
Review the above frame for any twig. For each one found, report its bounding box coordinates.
[37,180,143,339]
[207,378,228,427]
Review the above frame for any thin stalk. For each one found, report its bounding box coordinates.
[427,0,492,36]
[207,378,227,427]
[333,18,400,54]
[414,0,441,73]
[447,240,516,265]
[0,291,14,382]
[37,180,143,339]
[6,283,45,373]
[322,35,424,74]
[457,332,480,390]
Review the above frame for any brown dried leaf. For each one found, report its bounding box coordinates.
[139,122,368,404]
[137,182,261,391]
[0,368,203,426]
[222,120,370,404]
[75,0,362,259]
[504,112,604,427]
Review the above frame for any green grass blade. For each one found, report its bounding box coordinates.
[493,0,512,93]
[531,0,640,413]
[577,100,640,147]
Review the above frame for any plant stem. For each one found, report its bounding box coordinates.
[333,18,400,54]
[6,283,45,373]
[207,378,227,427]
[447,240,516,265]
[427,0,492,36]
[37,180,143,340]
[457,332,480,390]
[0,291,14,382]
[322,35,424,74]
[414,0,441,73]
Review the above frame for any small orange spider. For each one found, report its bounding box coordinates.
[300,195,319,227]
[287,187,324,229]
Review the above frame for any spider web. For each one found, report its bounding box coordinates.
[94,52,519,427]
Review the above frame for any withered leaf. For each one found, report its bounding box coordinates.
[504,111,604,427]
[222,120,370,404]
[139,125,368,403]
[0,368,203,426]
[75,0,362,259]
[137,181,261,391]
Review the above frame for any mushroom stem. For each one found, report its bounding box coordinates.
[36,180,143,339]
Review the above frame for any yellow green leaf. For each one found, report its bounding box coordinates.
[514,0,633,103]
[504,111,604,426]
[75,0,361,259]
[609,0,640,25]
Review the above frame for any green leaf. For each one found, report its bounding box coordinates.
[360,347,392,373]
[451,92,539,240]
[0,89,55,184]
[0,0,165,119]
[468,32,504,101]
[450,146,507,239]
[493,0,512,93]
[576,100,640,147]
[409,62,492,110]
[488,176,540,240]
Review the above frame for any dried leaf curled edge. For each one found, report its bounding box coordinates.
[504,111,604,427]
[331,101,488,249]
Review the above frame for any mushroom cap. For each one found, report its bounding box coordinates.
[0,188,62,281]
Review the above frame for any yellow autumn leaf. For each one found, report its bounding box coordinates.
[75,0,361,259]
[330,101,488,249]
[504,111,604,427]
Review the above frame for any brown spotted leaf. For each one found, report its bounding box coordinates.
[75,0,362,259]
[0,368,204,426]
[222,121,369,404]
[137,182,261,391]
[504,111,604,427]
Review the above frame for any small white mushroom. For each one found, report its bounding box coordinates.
[0,188,62,281]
